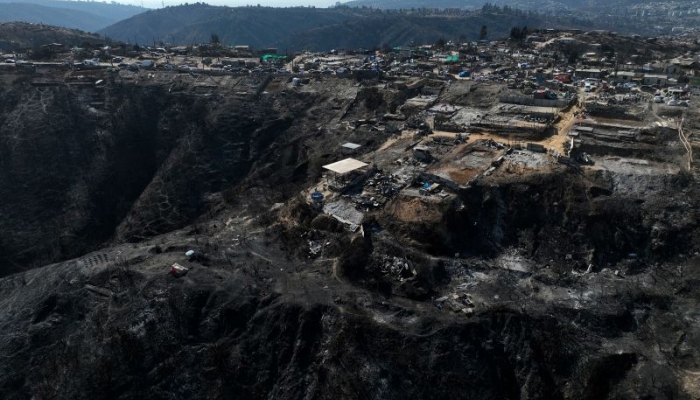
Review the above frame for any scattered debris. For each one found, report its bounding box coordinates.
[170,263,189,277]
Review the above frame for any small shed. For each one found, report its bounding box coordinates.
[643,74,668,86]
[575,69,602,80]
[322,158,368,188]
[341,142,362,155]
[612,71,636,83]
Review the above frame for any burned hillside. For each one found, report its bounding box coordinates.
[0,35,700,400]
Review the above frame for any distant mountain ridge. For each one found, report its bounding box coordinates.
[0,0,148,32]
[341,0,479,9]
[340,0,693,10]
[98,4,601,51]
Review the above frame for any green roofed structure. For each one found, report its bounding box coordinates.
[261,54,287,62]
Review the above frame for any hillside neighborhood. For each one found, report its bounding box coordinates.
[2,25,699,199]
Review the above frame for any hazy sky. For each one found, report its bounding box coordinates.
[133,0,339,8]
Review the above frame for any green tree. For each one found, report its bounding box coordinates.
[600,43,615,57]
[28,46,54,61]
[210,33,220,46]
[510,27,521,40]
[510,26,529,41]
[435,37,446,49]
[479,25,488,41]
[567,49,579,64]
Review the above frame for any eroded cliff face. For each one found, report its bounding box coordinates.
[0,75,327,277]
[1,70,700,400]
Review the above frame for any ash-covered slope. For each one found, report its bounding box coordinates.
[0,67,699,399]
[1,157,699,399]
[0,72,335,277]
[0,251,598,400]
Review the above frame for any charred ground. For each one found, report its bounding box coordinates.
[0,62,699,400]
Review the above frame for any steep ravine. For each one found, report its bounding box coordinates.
[0,81,314,277]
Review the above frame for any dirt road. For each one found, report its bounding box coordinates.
[543,97,582,154]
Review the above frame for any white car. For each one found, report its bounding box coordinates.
[653,96,664,103]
